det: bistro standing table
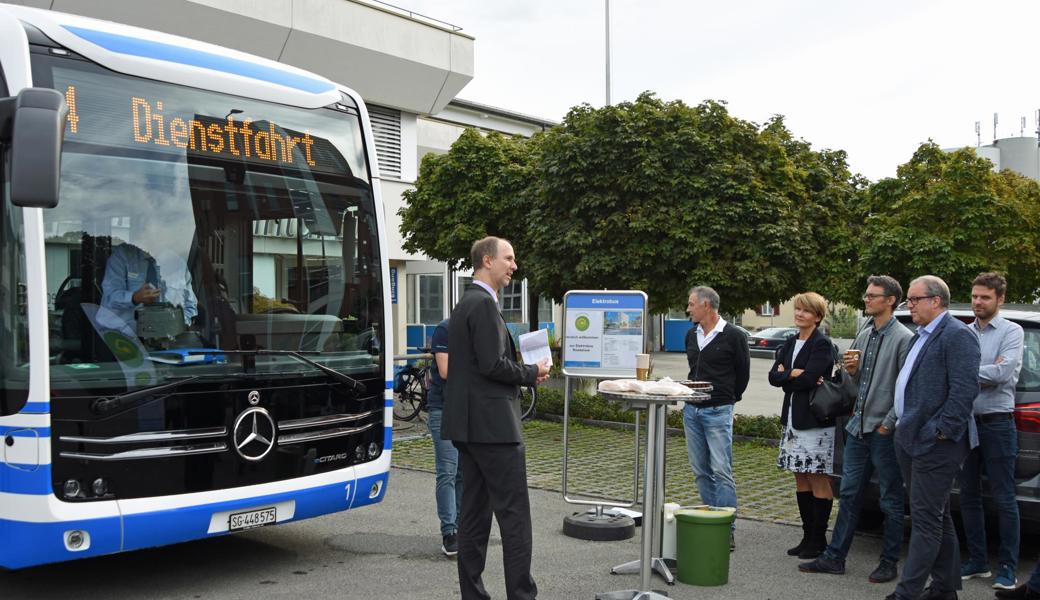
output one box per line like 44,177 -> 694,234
595,385 -> 710,600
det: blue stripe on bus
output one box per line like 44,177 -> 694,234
0,464 -> 53,495
62,26 -> 336,94
121,478 -> 358,552
350,472 -> 388,510
383,426 -> 392,449
385,380 -> 393,389
0,514 -> 123,569
20,402 -> 50,414
384,399 -> 394,408
0,468 -> 390,569
0,426 -> 50,437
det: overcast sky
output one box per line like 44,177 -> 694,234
403,0 -> 1040,181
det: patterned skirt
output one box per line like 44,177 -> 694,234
776,410 -> 835,474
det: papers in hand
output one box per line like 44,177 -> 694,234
518,329 -> 553,366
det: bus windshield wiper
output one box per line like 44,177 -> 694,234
92,376 -> 203,415
205,350 -> 367,395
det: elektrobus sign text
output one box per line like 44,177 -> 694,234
561,290 -> 647,379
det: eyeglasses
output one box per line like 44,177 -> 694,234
906,295 -> 938,306
862,293 -> 889,301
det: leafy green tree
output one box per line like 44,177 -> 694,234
398,128 -> 538,270
525,93 -> 861,313
399,93 -> 864,317
399,128 -> 550,331
858,142 -> 1040,302
760,120 -> 868,306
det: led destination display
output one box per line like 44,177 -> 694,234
129,97 -> 318,166
54,67 -> 351,177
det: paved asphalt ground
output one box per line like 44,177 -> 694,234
0,466 -> 1026,599
1,344 -> 1025,599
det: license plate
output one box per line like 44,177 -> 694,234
228,507 -> 277,532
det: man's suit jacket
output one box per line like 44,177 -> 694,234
894,312 -> 981,458
441,283 -> 538,444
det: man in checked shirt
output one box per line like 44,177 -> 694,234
959,272 -> 1025,592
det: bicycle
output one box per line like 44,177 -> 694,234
393,353 -> 431,422
519,385 -> 537,421
393,350 -> 538,423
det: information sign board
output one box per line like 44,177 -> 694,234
561,290 -> 647,378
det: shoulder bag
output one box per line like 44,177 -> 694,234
809,348 -> 855,421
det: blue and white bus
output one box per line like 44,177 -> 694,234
0,4 -> 393,569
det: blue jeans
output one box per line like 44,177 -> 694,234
824,430 -> 904,563
1027,560 -> 1040,592
958,416 -> 1019,569
682,403 -> 736,522
427,408 -> 463,536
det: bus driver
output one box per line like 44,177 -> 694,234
101,242 -> 198,334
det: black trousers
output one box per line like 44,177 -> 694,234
893,438 -> 969,599
454,441 -> 536,600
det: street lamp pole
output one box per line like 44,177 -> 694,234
605,0 -> 611,105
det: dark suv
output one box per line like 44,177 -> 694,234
838,304 -> 1040,528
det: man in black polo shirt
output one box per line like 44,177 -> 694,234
683,286 -> 750,550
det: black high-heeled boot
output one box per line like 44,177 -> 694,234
798,497 -> 833,559
787,491 -> 813,556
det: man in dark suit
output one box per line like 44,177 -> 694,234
442,236 -> 550,600
886,275 -> 980,600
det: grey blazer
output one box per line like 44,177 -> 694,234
841,318 -> 914,434
441,283 -> 538,444
894,312 -> 981,458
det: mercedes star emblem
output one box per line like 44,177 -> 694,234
232,407 -> 276,461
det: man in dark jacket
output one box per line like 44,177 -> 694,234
886,275 -> 980,600
683,286 -> 750,549
442,236 -> 550,600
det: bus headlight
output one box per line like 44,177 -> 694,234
91,478 -> 108,497
367,442 -> 379,459
354,445 -> 365,461
63,479 -> 81,498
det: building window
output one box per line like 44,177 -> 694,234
456,276 -> 473,306
537,295 -> 553,323
758,302 -> 774,317
500,280 -> 523,323
417,274 -> 444,325
408,273 -> 443,324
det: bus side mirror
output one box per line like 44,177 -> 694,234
0,88 -> 67,208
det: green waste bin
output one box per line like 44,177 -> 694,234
675,506 -> 736,586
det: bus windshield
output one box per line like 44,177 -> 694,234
32,54 -> 383,394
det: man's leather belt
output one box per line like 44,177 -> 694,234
974,412 -> 1014,424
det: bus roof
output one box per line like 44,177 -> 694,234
1,3 -> 345,109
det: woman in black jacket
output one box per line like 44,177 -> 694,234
767,292 -> 836,560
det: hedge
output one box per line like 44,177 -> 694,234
533,386 -> 782,440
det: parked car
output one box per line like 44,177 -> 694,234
837,304 -> 1040,530
747,326 -> 798,359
